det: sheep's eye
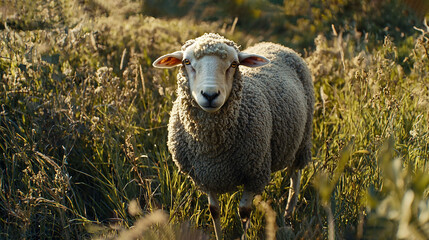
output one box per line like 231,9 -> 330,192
183,59 -> 191,65
230,61 -> 238,68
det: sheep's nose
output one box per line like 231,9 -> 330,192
201,90 -> 220,102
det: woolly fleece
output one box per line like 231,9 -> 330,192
167,34 -> 314,194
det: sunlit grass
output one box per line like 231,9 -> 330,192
0,0 -> 428,239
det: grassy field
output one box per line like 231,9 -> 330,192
1,0 -> 428,239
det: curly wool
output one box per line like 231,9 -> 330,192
167,36 -> 314,194
173,67 -> 243,154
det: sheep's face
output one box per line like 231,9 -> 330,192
153,35 -> 270,113
181,44 -> 240,113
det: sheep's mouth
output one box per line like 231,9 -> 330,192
200,104 -> 222,113
193,91 -> 225,113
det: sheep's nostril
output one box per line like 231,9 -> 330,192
201,90 -> 220,102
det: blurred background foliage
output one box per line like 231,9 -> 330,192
0,0 -> 428,239
142,0 -> 427,49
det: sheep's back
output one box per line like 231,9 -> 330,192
240,43 -> 314,171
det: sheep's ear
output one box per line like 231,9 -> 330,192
153,51 -> 183,68
238,53 -> 270,68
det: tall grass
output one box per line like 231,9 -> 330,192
1,0 -> 428,239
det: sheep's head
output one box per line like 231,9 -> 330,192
153,33 -> 270,113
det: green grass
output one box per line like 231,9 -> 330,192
1,0 -> 428,239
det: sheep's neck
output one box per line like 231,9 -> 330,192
181,96 -> 240,144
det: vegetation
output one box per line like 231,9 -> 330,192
0,0 -> 428,239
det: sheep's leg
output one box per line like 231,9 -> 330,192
284,169 -> 302,221
239,191 -> 255,240
208,192 -> 222,240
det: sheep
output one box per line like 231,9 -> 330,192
153,33 -> 314,239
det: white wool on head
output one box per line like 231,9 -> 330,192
182,33 -> 240,59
